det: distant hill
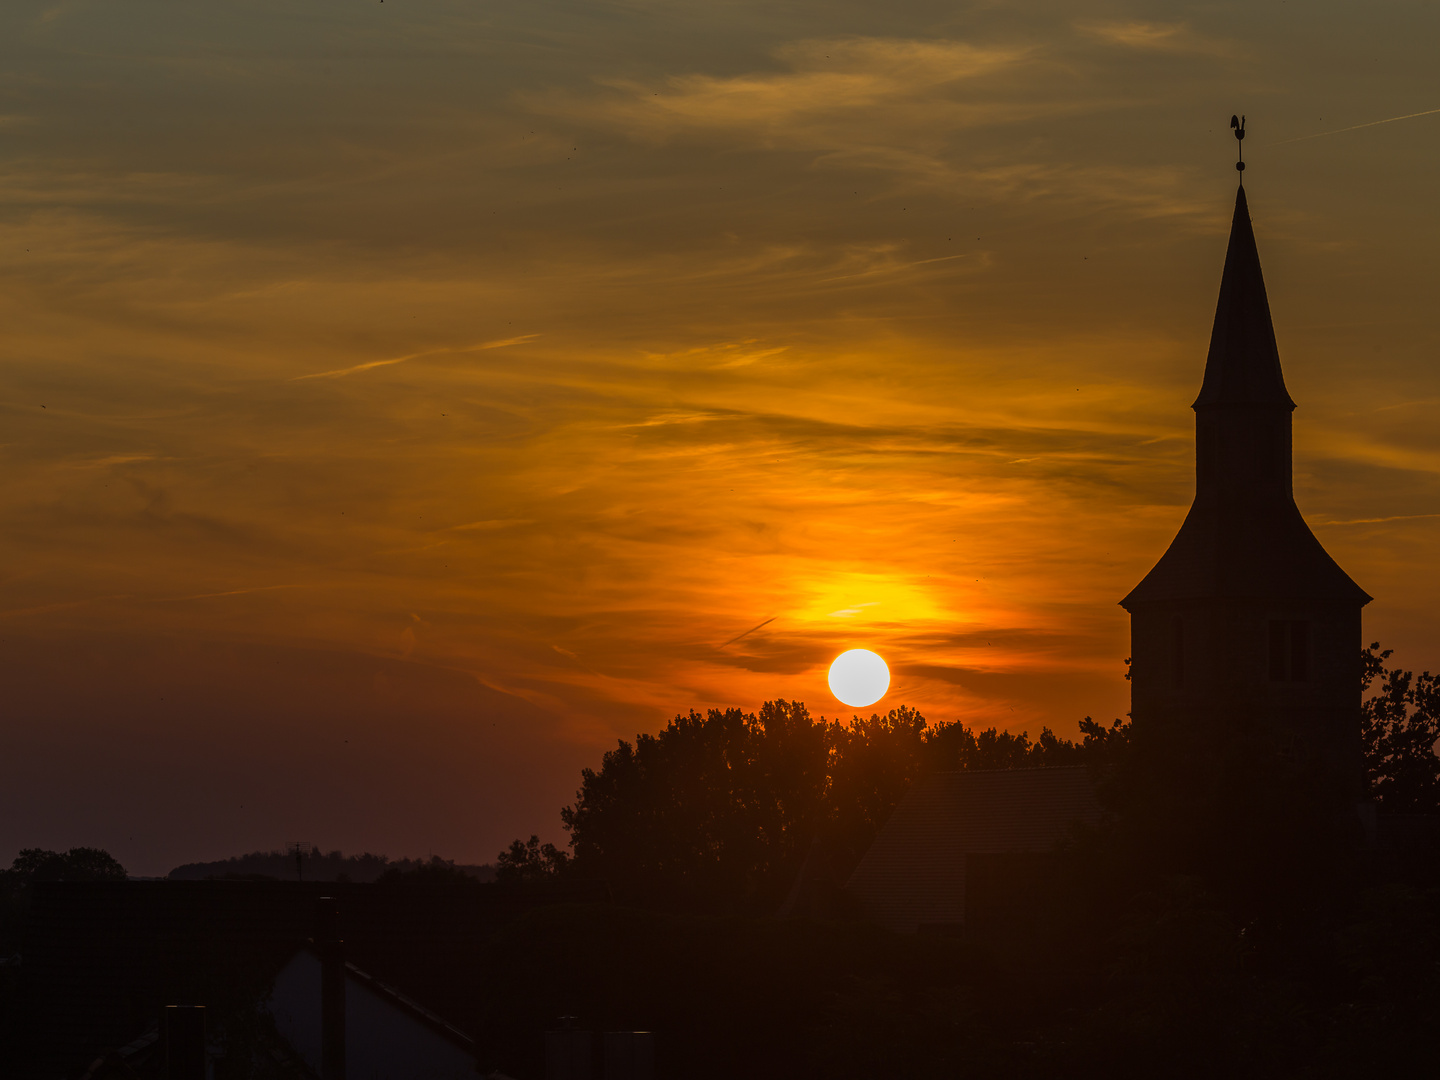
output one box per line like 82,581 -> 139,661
166,849 -> 496,883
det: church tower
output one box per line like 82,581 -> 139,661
1121,180 -> 1370,792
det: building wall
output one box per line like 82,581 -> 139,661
1129,599 -> 1363,790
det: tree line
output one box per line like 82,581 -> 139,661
498,698 -> 1128,909
500,644 -> 1440,911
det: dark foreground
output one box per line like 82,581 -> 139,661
1,868 -> 1437,1079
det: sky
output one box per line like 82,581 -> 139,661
3,0 -> 1438,875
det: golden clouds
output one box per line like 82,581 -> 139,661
2,0 -> 1439,870
572,37 -> 1031,137
292,335 -> 543,381
1076,21 -> 1239,57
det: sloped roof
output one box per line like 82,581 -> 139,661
846,767 -> 1101,934
1121,497 -> 1371,606
1122,183 -> 1370,608
337,951 -> 478,1053
1194,185 -> 1294,409
268,946 -> 478,1078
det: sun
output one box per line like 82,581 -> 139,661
828,649 -> 890,708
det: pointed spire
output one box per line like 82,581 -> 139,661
1193,186 -> 1294,409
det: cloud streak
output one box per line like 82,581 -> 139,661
292,335 -> 540,380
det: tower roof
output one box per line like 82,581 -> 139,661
1122,182 -> 1369,609
1193,185 -> 1294,410
1119,499 -> 1370,606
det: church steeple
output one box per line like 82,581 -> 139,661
1194,186 -> 1295,410
1121,143 -> 1370,802
1121,183 -> 1369,607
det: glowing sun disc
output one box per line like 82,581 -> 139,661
828,649 -> 890,708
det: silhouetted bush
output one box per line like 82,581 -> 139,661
1362,642 -> 1440,812
496,835 -> 572,883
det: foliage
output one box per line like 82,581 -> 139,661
507,700 -> 1124,911
824,705 -> 929,868
496,835 -> 571,883
555,700 -> 827,909
167,848 -> 495,883
3,847 -> 126,885
374,856 -> 485,890
1078,714 -> 1132,761
1361,642 -> 1440,813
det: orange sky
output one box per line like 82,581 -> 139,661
4,1 -> 1439,874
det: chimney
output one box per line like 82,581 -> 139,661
544,1016 -> 593,1080
316,896 -> 346,1080
161,1005 -> 205,1080
604,1032 -> 655,1080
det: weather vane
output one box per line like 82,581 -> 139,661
1231,114 -> 1246,174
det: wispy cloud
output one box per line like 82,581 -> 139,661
150,584 -> 305,603
1318,512 -> 1440,526
63,453 -> 161,468
527,36 -> 1055,159
444,519 -> 537,532
292,335 -> 539,381
1076,21 -> 1238,57
593,37 -> 1026,129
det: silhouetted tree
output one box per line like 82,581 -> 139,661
496,835 -> 571,883
926,719 -> 1092,770
375,855 -> 477,883
544,700 -> 1117,910
1078,714 -> 1132,761
167,848 -> 494,882
1362,642 -> 1440,812
3,847 -> 126,885
0,848 -> 127,955
825,706 -> 928,866
556,701 -> 826,909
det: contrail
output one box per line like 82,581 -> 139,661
723,616 -> 776,647
1278,107 -> 1440,144
1320,512 -> 1440,526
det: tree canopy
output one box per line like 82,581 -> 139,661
2,847 -> 126,886
1362,642 -> 1440,813
502,642 -> 1440,914
509,702 -> 1122,910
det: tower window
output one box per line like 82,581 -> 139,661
1269,620 -> 1310,682
1264,427 -> 1280,480
1172,617 -> 1184,688
1268,621 -> 1286,680
1290,620 -> 1309,681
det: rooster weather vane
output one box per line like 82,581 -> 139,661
1231,114 -> 1246,174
